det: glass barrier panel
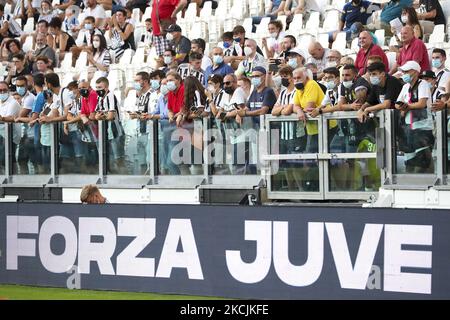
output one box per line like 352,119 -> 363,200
13,121 -> 47,174
0,122 -> 5,175
208,117 -> 261,175
328,117 -> 378,153
446,110 -> 450,173
157,119 -> 205,176
58,121 -> 99,174
393,109 -> 436,174
270,160 -> 320,192
122,117 -> 150,175
328,159 -> 380,192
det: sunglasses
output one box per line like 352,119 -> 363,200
223,81 -> 233,85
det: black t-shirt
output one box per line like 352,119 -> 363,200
367,74 -> 403,108
172,36 -> 191,64
420,0 -> 446,25
340,76 -> 371,103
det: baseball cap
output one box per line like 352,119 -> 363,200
287,47 -> 306,59
419,70 -> 436,79
398,61 -> 421,73
252,66 -> 267,75
166,24 -> 182,33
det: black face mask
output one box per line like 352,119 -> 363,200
80,88 -> 89,97
223,86 -> 234,95
96,89 -> 106,97
281,78 -> 290,87
312,73 -> 318,81
295,82 -> 305,90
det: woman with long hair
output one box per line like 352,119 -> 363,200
401,7 -> 423,40
87,34 -> 111,78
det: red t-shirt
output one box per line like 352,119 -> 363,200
81,89 -> 98,115
151,0 -> 179,36
397,37 -> 430,72
168,83 -> 185,114
355,44 -> 389,75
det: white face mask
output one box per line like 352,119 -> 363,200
207,85 -> 216,93
401,15 -> 408,24
244,46 -> 253,57
164,56 -> 172,65
92,40 -> 100,49
270,32 -> 278,39
166,33 -> 174,41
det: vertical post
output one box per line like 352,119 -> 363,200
147,119 -> 155,183
435,111 -> 444,185
5,123 -> 11,181
50,122 -> 57,183
98,120 -> 106,182
384,110 -> 394,185
202,117 -> 209,183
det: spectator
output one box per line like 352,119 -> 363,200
150,0 -> 177,58
334,0 -> 374,42
227,25 -> 264,69
418,70 -> 442,104
83,0 -> 106,29
357,62 -> 403,122
340,55 -> 355,66
28,32 -> 57,71
167,71 -> 185,125
49,16 -> 76,63
220,32 -> 234,57
80,184 -> 107,204
431,48 -> 450,94
397,7 -> 423,40
307,42 -> 331,77
390,26 -> 430,76
313,67 -> 341,116
271,65 -> 296,117
355,31 -> 389,75
5,53 -> 29,91
205,74 -> 227,118
377,0 -> 412,36
395,60 -> 434,173
252,0 -> 286,32
151,77 -> 170,121
34,56 -> 52,74
191,38 -> 212,71
138,18 -> 153,46
161,49 -> 178,73
204,47 -> 235,80
325,50 -> 342,69
277,35 -> 296,61
1,38 -> 24,62
72,16 -> 103,61
285,47 -> 306,70
262,20 -> 285,59
38,0 -> 57,24
0,3 -> 23,43
177,52 -> 206,85
165,24 -> 191,64
108,9 -> 135,63
416,0 -> 446,34
336,64 -> 371,113
20,20 -> 55,50
87,34 -> 111,78
235,39 -> 268,77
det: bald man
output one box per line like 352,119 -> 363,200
235,39 -> 268,77
354,31 -> 389,75
390,26 -> 430,75
307,42 -> 331,78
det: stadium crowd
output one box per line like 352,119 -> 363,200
0,0 -> 449,190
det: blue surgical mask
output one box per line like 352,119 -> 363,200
432,59 -> 442,69
287,58 -> 298,69
167,81 -> 177,91
402,73 -> 412,83
325,81 -> 336,90
160,84 -> 169,96
151,79 -> 160,91
16,86 -> 26,96
0,93 -> 9,101
163,56 -> 172,65
370,76 -> 381,86
343,80 -> 353,89
134,82 -> 142,91
68,91 -> 75,100
233,37 -> 241,43
251,77 -> 262,87
213,55 -> 223,65
85,23 -> 92,30
223,42 -> 231,49
426,81 -> 434,90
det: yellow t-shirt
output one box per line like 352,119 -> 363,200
293,80 -> 337,135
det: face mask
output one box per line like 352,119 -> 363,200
325,81 -> 336,90
16,86 -> 26,96
426,81 -> 434,90
164,56 -> 172,65
223,42 -> 231,49
213,55 -> 223,65
244,47 -> 253,57
312,73 -> 318,81
80,88 -> 89,97
287,58 -> 298,69
401,15 -> 408,24
160,84 -> 169,96
166,33 -> 174,41
402,73 -> 412,83
207,85 -> 216,93
224,86 -> 234,95
281,78 -> 290,88
233,37 -> 241,43
96,89 -> 106,97
151,79 -> 160,91
343,80 -> 353,89
167,81 -> 177,91
432,59 -> 442,69
0,93 -> 9,102
370,76 -> 381,86
42,8 -> 50,14
68,91 -> 75,100
134,82 -> 142,91
326,61 -> 338,68
251,77 -> 262,87
92,40 -> 100,49
294,82 -> 304,90
85,23 -> 93,30
270,32 -> 278,39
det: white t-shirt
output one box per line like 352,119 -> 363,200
267,32 -> 286,56
21,91 -> 36,138
229,87 -> 248,107
397,80 -> 433,131
83,5 -> 106,21
0,95 -> 21,144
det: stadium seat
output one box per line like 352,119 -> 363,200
428,24 -> 446,46
256,17 -> 271,37
22,36 -> 34,53
60,52 -> 73,70
142,6 -> 152,22
24,18 -> 35,34
52,0 -> 60,6
289,14 -> 303,34
331,32 -> 347,52
303,11 -> 320,36
200,0 -> 212,20
119,49 -> 134,67
185,2 -> 198,20
242,17 -> 253,35
321,9 -> 340,33
386,51 -> 397,70
318,33 -> 330,49
374,29 -> 385,47
131,47 -> 146,64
